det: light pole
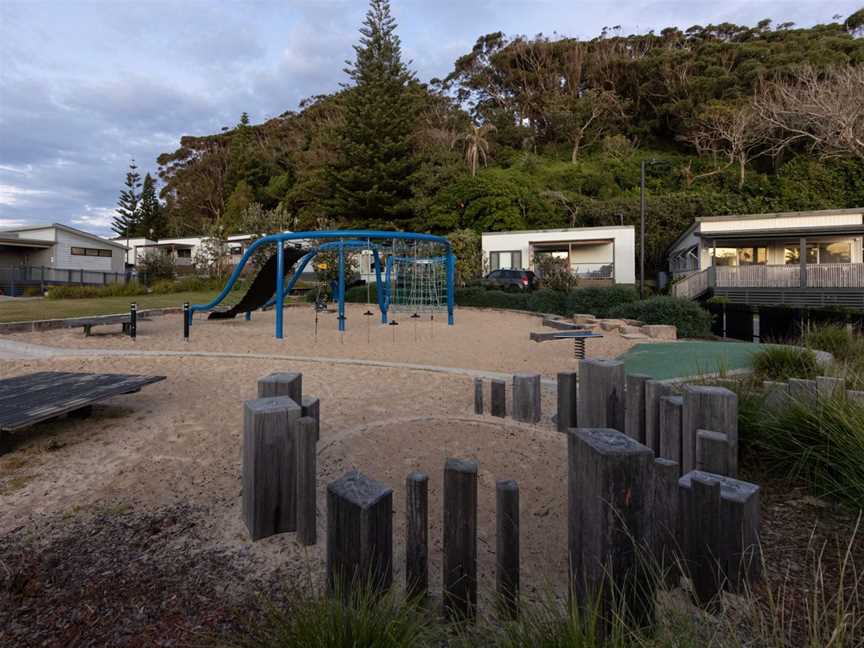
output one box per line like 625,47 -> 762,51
639,159 -> 669,299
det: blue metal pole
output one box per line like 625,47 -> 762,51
275,239 -> 285,339
372,249 -> 387,324
245,311 -> 251,321
337,240 -> 346,332
447,252 -> 456,326
384,255 -> 394,315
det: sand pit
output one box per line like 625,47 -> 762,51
6,304 -> 641,377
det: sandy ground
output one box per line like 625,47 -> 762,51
5,304 -> 638,377
0,352 -> 567,600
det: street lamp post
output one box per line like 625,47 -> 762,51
639,159 -> 669,300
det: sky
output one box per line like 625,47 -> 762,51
0,0 -> 860,236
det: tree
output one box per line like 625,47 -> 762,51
446,228 -> 483,285
326,0 -> 419,227
754,65 -> 864,161
453,123 -> 496,176
112,160 -> 142,241
193,223 -> 229,277
223,180 -> 256,233
238,202 -> 293,270
138,173 -> 166,239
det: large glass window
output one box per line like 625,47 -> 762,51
489,250 -> 522,270
711,246 -> 766,266
712,247 -> 737,266
819,241 -> 852,264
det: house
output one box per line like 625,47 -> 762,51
667,208 -> 864,309
0,223 -> 128,296
481,226 -> 636,285
123,233 -> 274,274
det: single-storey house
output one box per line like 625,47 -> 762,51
667,208 -> 864,309
0,223 -> 128,296
481,226 -> 636,285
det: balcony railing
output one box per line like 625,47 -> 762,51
672,263 -> 864,299
571,263 -> 614,279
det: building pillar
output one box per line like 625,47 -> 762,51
799,237 -> 807,288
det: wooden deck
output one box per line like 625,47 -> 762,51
0,372 -> 166,433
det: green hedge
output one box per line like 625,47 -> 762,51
46,275 -> 240,300
608,296 -> 714,338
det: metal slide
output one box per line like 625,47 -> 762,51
207,246 -> 308,319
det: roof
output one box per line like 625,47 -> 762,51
482,226 -> 634,237
0,223 -> 128,250
667,207 -> 864,255
0,234 -> 54,249
695,224 -> 864,241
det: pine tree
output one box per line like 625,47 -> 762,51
138,173 -> 166,239
112,160 -> 142,240
326,0 -> 418,227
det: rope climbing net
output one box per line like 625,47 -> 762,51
388,240 -> 448,314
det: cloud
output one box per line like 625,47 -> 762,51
0,218 -> 29,229
71,205 -> 117,230
0,184 -> 53,206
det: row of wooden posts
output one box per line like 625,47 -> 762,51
241,361 -> 762,626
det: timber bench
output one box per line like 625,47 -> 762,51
0,371 -> 165,453
59,314 -> 144,337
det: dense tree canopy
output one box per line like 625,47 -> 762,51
155,7 -> 864,274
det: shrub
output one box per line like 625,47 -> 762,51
526,288 -> 569,315
137,252 -> 175,285
567,285 -> 639,318
46,282 -> 146,300
22,286 -> 43,297
608,296 -> 713,337
533,254 -> 577,292
456,287 -> 530,310
752,345 -> 820,382
804,324 -> 864,362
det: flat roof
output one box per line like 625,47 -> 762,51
696,224 -> 864,241
482,226 -> 634,236
1,223 -> 128,250
0,234 -> 54,248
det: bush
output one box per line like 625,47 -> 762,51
804,324 -> 863,361
567,285 -> 639,318
22,286 -> 43,297
533,255 -> 577,292
608,296 -> 713,337
46,282 -> 146,300
137,252 -> 175,285
752,345 -> 820,382
456,287 -> 530,310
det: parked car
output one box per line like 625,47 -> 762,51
482,269 -> 539,292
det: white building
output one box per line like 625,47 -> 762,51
481,226 -> 636,285
0,223 -> 128,295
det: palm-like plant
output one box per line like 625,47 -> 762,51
453,123 -> 496,176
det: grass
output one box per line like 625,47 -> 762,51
752,345 -> 820,383
0,290 -> 222,323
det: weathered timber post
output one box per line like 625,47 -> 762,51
762,380 -> 789,410
848,390 -> 864,405
443,458 -> 478,622
679,470 -> 761,595
405,472 -> 429,599
490,379 -> 506,418
788,378 -> 817,401
681,385 -> 737,477
625,373 -> 650,443
297,416 -> 318,546
258,372 -> 302,403
817,376 -> 845,399
557,371 -> 578,432
645,380 -> 673,455
301,396 -> 320,442
577,359 -> 625,432
242,396 -> 301,540
326,470 -> 393,597
474,378 -> 484,415
696,429 -> 730,476
512,373 -> 541,424
568,428 -> 655,631
658,395 -> 683,468
653,458 -> 680,588
686,475 -> 723,606
496,479 -> 520,619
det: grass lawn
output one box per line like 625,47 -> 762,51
0,291 -> 223,323
619,340 -> 765,380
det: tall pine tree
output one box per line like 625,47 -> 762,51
112,160 -> 142,239
138,173 -> 166,239
326,0 -> 418,228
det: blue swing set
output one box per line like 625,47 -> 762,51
185,230 -> 456,340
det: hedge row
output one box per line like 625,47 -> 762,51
46,275 -> 241,300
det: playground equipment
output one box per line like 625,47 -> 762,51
187,230 -> 456,339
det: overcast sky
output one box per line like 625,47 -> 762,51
0,0 -> 859,235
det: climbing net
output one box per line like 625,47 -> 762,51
388,241 -> 448,314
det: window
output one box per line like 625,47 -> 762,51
489,250 -> 522,270
712,247 -> 738,267
176,249 -> 192,259
229,245 -> 243,256
489,252 -> 500,270
71,246 -> 113,258
784,241 -> 851,264
712,246 -> 767,266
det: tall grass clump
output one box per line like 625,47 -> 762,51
752,345 -> 820,382
804,324 -> 864,391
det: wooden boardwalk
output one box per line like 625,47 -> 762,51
0,372 -> 165,433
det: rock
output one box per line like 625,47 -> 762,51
599,319 -> 628,332
573,314 -> 596,324
621,325 -> 643,335
642,325 -> 677,340
624,319 -> 644,327
621,333 -> 650,340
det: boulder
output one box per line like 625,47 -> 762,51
573,314 -> 596,324
641,324 -> 677,340
599,319 -> 628,332
620,325 -> 643,335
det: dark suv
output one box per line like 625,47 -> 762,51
483,269 -> 539,292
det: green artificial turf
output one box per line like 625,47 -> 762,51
618,340 -> 764,380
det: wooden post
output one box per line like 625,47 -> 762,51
258,372 -> 302,403
679,470 -> 761,595
816,376 -> 844,400
625,373 -> 650,443
326,470 -> 393,596
568,428 -> 655,630
557,371 -> 578,432
653,458 -> 680,588
443,458 -> 478,622
301,396 -> 320,442
848,390 -> 864,405
512,373 -> 541,424
788,378 -> 817,401
696,429 -> 730,476
490,379 -> 506,418
405,472 -> 429,599
682,385 -> 738,477
762,380 -> 789,409
686,475 -> 723,606
242,396 -> 301,540
645,380 -> 672,455
473,378 -> 484,415
658,395 -> 683,469
496,479 -> 520,619
297,416 -> 317,546
577,358 -> 625,432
